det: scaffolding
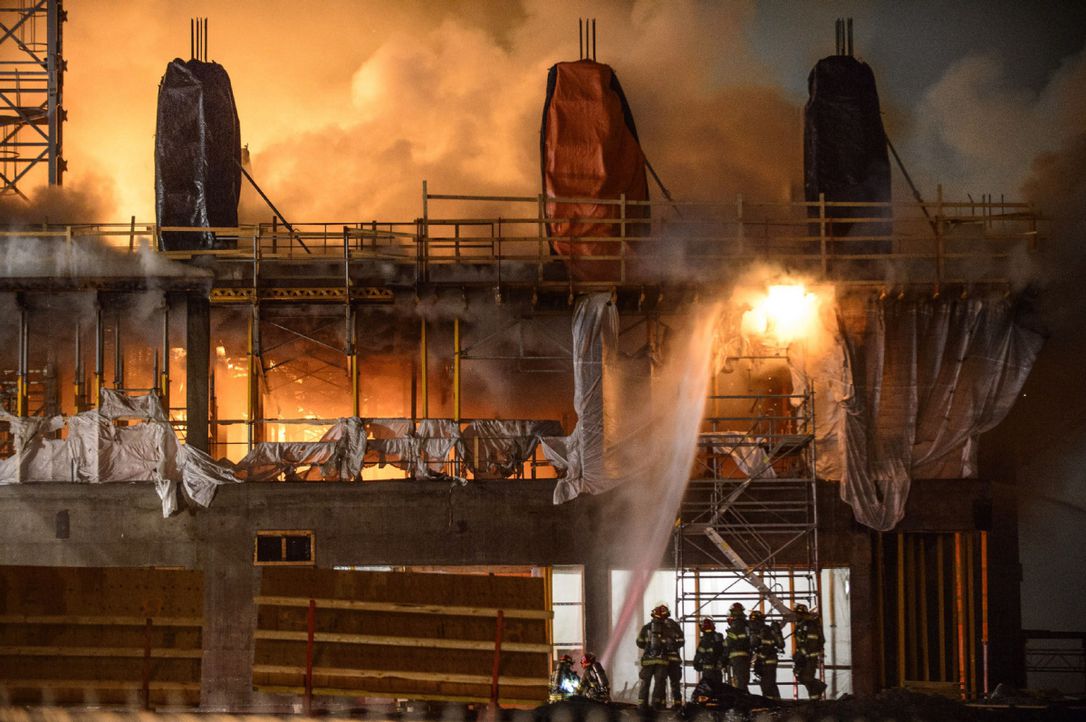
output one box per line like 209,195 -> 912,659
672,355 -> 821,696
0,0 -> 65,198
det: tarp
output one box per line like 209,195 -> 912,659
155,58 -> 242,251
541,60 -> 650,279
804,55 -> 892,244
458,420 -> 564,479
794,297 -> 1043,530
0,390 -> 239,517
549,293 -> 619,503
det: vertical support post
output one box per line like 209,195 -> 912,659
537,193 -> 546,283
350,310 -> 360,419
46,0 -> 64,187
818,192 -> 828,277
453,316 -> 461,422
981,531 -> 989,697
114,314 -> 123,389
73,321 -> 83,412
490,609 -> 505,709
17,300 -> 28,417
967,533 -> 976,698
421,179 -> 429,284
937,535 -> 946,682
907,535 -> 917,682
185,293 -> 211,453
896,533 -> 906,686
876,532 -> 886,690
619,192 -> 626,283
247,304 -> 262,451
160,295 -> 170,409
954,532 -> 967,699
142,616 -> 153,710
920,537 -> 930,681
93,300 -> 103,408
419,319 -> 428,419
305,598 -> 315,715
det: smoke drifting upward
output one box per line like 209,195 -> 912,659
0,176 -> 115,227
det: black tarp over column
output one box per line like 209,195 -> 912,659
155,59 -> 241,250
804,54 -> 892,250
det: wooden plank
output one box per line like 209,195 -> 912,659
0,567 -> 203,619
256,595 -> 551,619
0,646 -> 202,659
0,680 -> 200,692
0,614 -> 202,627
254,629 -> 550,654
255,684 -> 543,707
253,663 -> 547,687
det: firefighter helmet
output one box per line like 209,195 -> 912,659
581,652 -> 596,667
651,604 -> 670,619
699,617 -> 716,632
729,602 -> 745,615
794,603 -> 809,615
560,654 -> 573,664
749,609 -> 765,622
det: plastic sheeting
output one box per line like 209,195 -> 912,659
804,55 -> 892,244
549,293 -> 619,503
0,389 -> 239,517
794,297 -> 1043,530
459,420 -> 563,479
541,60 -> 649,279
155,58 -> 242,251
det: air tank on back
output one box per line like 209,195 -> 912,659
155,21 -> 241,251
540,21 -> 650,280
804,19 -> 892,253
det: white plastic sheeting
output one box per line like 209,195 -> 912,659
549,293 -> 619,503
796,297 -> 1043,530
0,389 -> 239,517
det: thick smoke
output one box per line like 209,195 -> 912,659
0,177 -> 114,227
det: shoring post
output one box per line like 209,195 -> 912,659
17,301 -> 28,417
537,193 -> 546,282
73,322 -> 83,412
114,314 -> 123,390
453,316 -> 461,422
967,532 -> 977,698
247,304 -> 263,451
920,537 -> 931,681
954,533 -> 967,699
305,598 -> 316,715
160,295 -> 170,408
937,535 -> 947,682
907,535 -> 918,681
896,533 -> 906,686
981,531 -> 990,696
876,532 -> 886,689
93,300 -> 103,407
420,318 -> 428,419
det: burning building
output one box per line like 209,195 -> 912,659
0,6 -> 1071,717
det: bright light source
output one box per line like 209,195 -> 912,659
741,284 -> 821,345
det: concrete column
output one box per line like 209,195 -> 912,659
849,530 -> 878,696
186,293 -> 211,453
583,559 -> 611,659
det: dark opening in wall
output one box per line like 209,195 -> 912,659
254,530 -> 314,565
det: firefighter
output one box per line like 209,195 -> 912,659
635,603 -> 684,709
792,603 -> 828,699
725,602 -> 752,692
748,609 -> 784,699
548,654 -> 580,703
576,652 -> 610,703
692,617 -> 726,687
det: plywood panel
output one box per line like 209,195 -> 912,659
0,566 -> 203,707
254,568 -> 550,706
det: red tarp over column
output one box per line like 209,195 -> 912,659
541,60 -> 649,280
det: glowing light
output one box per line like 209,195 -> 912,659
741,284 -> 821,344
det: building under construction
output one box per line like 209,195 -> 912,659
0,7 -> 1067,716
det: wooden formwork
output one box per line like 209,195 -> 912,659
0,566 -> 203,707
253,567 -> 551,706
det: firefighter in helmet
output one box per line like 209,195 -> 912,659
792,604 -> 827,699
692,617 -> 726,687
725,602 -> 752,691
576,652 -> 610,703
548,654 -> 580,703
635,603 -> 685,709
748,609 -> 784,699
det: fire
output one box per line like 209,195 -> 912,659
741,283 -> 822,345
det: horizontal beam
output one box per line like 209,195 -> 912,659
254,628 -> 550,654
256,595 -> 551,620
